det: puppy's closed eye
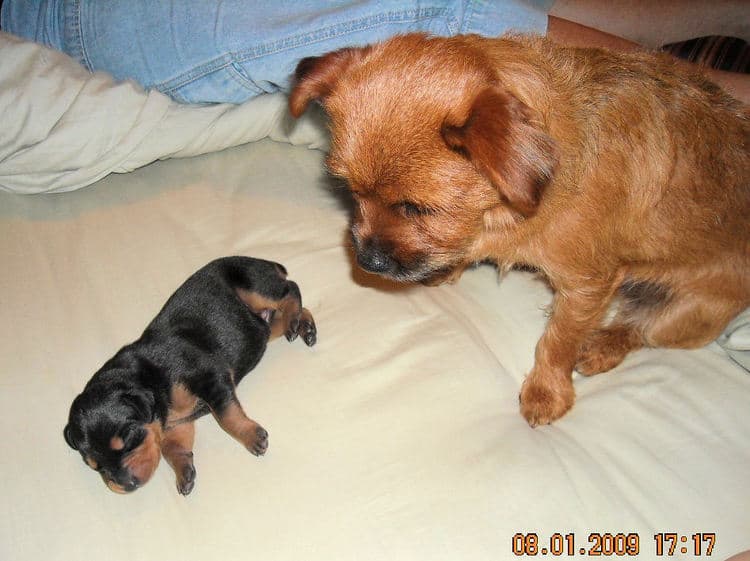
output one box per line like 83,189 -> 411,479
116,422 -> 144,450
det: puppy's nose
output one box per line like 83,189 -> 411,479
356,239 -> 396,274
121,476 -> 140,493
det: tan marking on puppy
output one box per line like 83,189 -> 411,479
105,479 -> 127,495
162,423 -> 195,467
161,422 -> 196,495
214,401 -> 267,455
235,288 -> 306,340
109,436 -> 125,451
166,384 -> 200,428
122,422 -> 163,487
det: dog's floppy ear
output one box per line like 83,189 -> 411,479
63,424 -> 78,450
289,46 -> 369,117
121,391 -> 155,423
442,87 -> 558,217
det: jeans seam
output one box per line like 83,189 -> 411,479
157,54 -> 237,96
63,0 -> 93,71
234,7 -> 450,62
460,0 -> 477,35
155,7 -> 451,95
227,63 -> 262,92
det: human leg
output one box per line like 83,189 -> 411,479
549,0 -> 749,48
2,0 -> 552,104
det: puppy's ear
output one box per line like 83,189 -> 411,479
442,87 -> 558,217
63,424 -> 78,450
121,392 -> 155,423
289,46 -> 369,117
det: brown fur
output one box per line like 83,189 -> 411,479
290,33 -> 750,425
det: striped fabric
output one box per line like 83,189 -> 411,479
663,36 -> 749,73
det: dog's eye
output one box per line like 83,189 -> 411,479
394,201 -> 433,218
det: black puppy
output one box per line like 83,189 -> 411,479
64,256 -> 316,495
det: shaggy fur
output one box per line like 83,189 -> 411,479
290,33 -> 750,425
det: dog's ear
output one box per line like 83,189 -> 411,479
442,87 -> 558,217
289,46 -> 369,117
63,424 -> 78,450
121,392 -> 155,423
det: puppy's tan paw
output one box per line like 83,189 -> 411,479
175,458 -> 196,496
247,426 -> 269,457
519,374 -> 575,427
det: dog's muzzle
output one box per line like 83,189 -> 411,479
104,472 -> 141,494
355,237 -> 399,276
353,235 -> 441,283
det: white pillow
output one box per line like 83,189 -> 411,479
0,31 -> 329,194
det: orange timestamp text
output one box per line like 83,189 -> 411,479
512,532 -> 717,557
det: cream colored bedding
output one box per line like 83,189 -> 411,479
1,30 -> 748,561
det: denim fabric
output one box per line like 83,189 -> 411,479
2,0 -> 552,104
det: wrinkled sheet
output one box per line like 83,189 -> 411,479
0,31 -> 328,194
1,137 -> 749,561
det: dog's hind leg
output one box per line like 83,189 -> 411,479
235,280 -> 317,347
574,277 -> 661,375
640,287 -> 743,350
212,399 -> 269,457
576,324 -> 644,376
577,274 -> 747,375
185,370 -> 269,457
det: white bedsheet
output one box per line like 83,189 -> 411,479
1,137 -> 749,561
0,29 -> 748,561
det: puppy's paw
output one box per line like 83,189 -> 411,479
299,308 -> 317,347
176,461 -> 196,496
285,307 -> 317,346
284,314 -> 300,342
519,372 -> 575,427
576,327 -> 638,376
248,426 -> 269,457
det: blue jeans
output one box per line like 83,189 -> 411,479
2,0 -> 552,104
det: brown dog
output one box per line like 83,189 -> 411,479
289,33 -> 750,426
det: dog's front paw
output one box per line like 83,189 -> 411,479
176,460 -> 196,496
248,426 -> 269,457
519,372 -> 575,427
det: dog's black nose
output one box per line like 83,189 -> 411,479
356,239 -> 396,274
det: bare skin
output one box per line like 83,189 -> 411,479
547,5 -> 750,104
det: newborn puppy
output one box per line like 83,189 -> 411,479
289,33 -> 750,426
64,256 -> 316,494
